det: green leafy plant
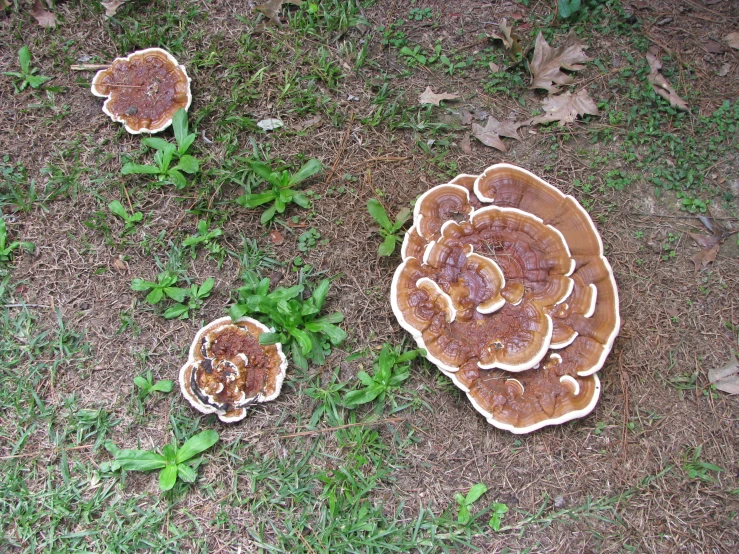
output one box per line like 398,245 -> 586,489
558,0 -> 582,19
399,45 -> 428,66
182,220 -> 224,260
683,446 -> 723,483
103,429 -> 219,491
236,158 -> 322,224
108,200 -> 142,235
455,483 -> 488,525
121,109 -> 200,189
133,370 -> 174,400
343,344 -> 424,409
163,278 -> 215,320
488,502 -> 509,532
0,217 -> 34,262
367,198 -> 411,256
439,54 -> 467,76
131,272 -> 187,305
297,228 -> 322,252
229,278 -> 346,370
3,46 -> 52,93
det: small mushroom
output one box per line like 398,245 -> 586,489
391,163 -> 620,433
91,48 -> 192,134
179,316 -> 287,423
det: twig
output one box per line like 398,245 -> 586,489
1,303 -> 51,308
279,417 -> 403,438
323,114 -> 354,186
357,156 -> 409,166
630,212 -> 739,221
618,351 -> 629,459
70,64 -> 110,71
0,444 -> 94,460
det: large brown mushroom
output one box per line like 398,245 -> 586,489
179,316 -> 288,423
91,48 -> 192,134
391,163 -> 620,433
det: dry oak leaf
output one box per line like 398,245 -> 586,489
419,86 -> 459,106
32,0 -> 57,28
725,32 -> 739,50
471,117 -> 507,151
531,89 -> 599,126
255,0 -> 302,26
101,0 -> 128,18
646,46 -> 688,111
497,18 -> 522,59
688,215 -> 737,271
529,32 -> 590,92
708,353 -> 739,395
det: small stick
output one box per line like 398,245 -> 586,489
279,417 -> 403,438
1,303 -> 51,309
0,444 -> 94,460
70,64 -> 110,71
324,114 -> 354,186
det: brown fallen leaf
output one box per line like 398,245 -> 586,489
708,353 -> 739,395
687,214 -> 737,271
646,46 -> 688,111
530,89 -> 599,126
112,258 -> 128,273
459,133 -> 472,155
704,40 -> 725,54
269,230 -> 285,245
101,0 -> 128,18
529,32 -> 590,92
295,115 -> 322,131
255,0 -> 302,26
689,242 -> 719,271
419,86 -> 459,106
32,0 -> 57,28
472,117 -> 507,151
499,18 -> 522,59
725,32 -> 739,50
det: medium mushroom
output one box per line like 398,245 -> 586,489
179,316 -> 288,423
391,163 -> 620,433
91,48 -> 192,134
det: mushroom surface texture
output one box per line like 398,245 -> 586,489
391,163 -> 620,433
179,316 -> 288,423
91,48 -> 192,134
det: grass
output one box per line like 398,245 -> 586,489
1,0 -> 738,551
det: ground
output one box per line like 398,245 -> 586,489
1,0 -> 738,552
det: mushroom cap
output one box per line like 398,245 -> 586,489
91,48 -> 192,134
179,316 -> 288,423
443,359 -> 601,434
391,163 -> 620,432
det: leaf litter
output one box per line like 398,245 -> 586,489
471,116 -> 524,152
688,214 -> 737,272
419,87 -> 459,106
529,32 -> 590,92
32,0 -> 56,28
100,0 -> 129,18
646,46 -> 688,111
708,353 -> 739,395
531,89 -> 600,126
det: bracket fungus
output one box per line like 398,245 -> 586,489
179,316 -> 288,423
391,164 -> 619,433
91,48 -> 191,134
